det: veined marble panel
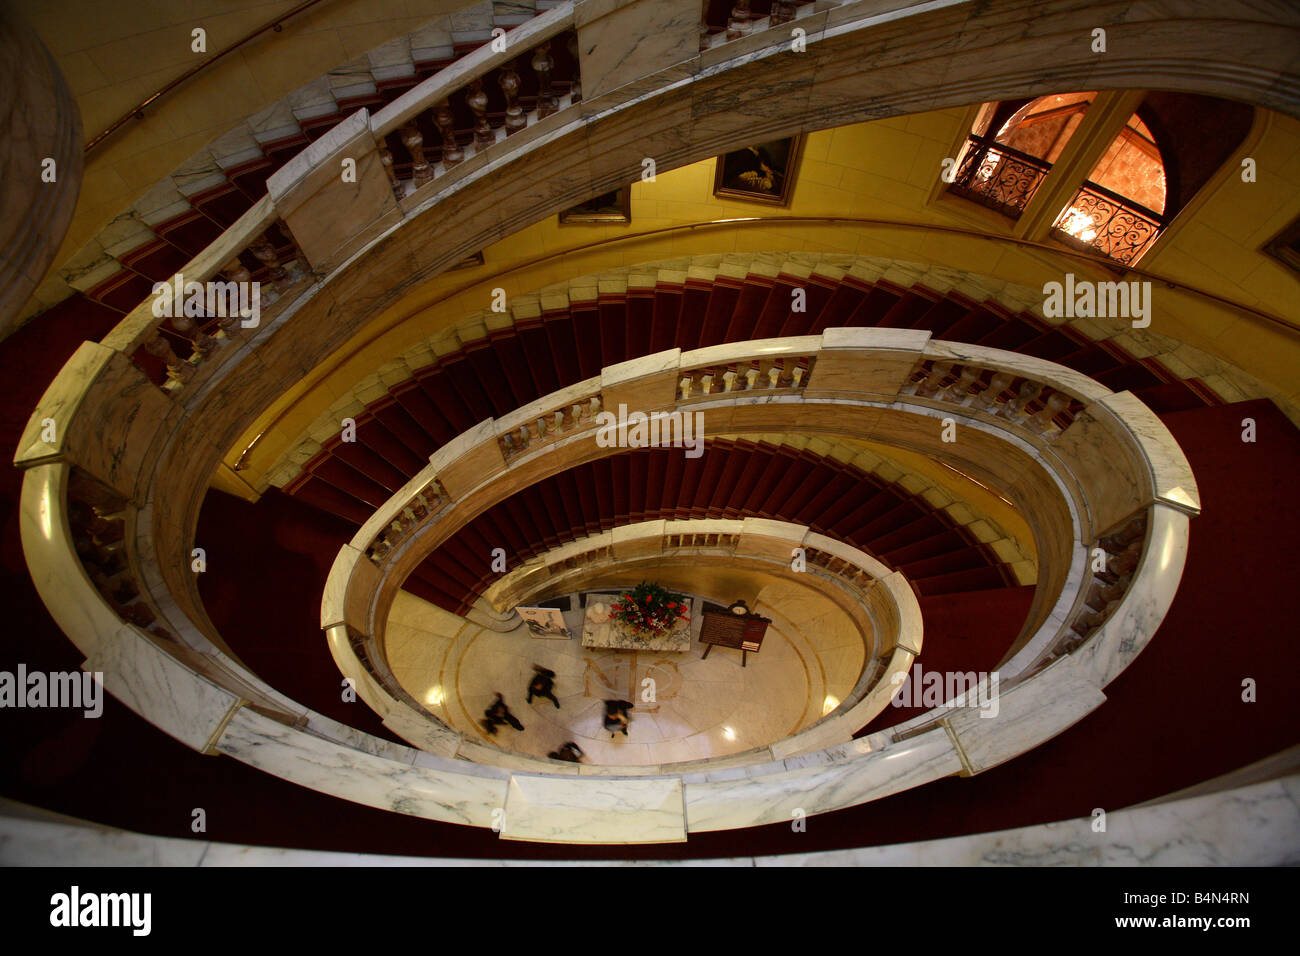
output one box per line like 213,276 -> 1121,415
215,708 -> 509,827
85,625 -> 243,753
944,658 -> 1106,775
1071,504 -> 1191,688
682,728 -> 963,831
500,774 -> 686,843
1097,392 -> 1201,514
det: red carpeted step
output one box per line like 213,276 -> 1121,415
699,276 -> 743,346
326,436 -> 409,493
834,486 -> 902,536
722,277 -> 773,343
1057,343 -> 1123,377
543,308 -> 583,385
442,352 -> 497,422
878,290 -> 937,328
1133,380 -> 1209,414
486,333 -> 538,410
882,527 -> 971,564
915,297 -> 979,337
464,341 -> 515,415
391,380 -> 459,447
286,476 -> 370,525
308,457 -> 393,509
751,275 -> 803,339
626,289 -> 655,358
871,513 -> 951,554
811,277 -> 868,332
911,565 -> 1005,595
650,283 -> 683,354
599,295 -> 628,368
515,320 -> 562,396
690,449 -> 728,517
845,282 -> 904,326
371,396 -> 439,461
974,315 -> 1041,351
355,416 -> 426,476
415,367 -> 478,435
1018,327 -> 1086,361
778,277 -> 833,337
676,279 -> 712,350
570,299 -> 602,378
796,468 -> 863,527
939,306 -> 1003,343
852,498 -> 927,540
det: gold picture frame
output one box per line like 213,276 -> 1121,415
713,135 -> 804,206
559,186 -> 631,223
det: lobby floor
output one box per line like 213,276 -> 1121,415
385,582 -> 867,766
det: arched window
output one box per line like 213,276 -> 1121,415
949,92 -> 1096,218
1053,112 -> 1167,265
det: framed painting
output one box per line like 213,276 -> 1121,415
559,186 -> 631,223
515,605 -> 572,639
713,135 -> 803,206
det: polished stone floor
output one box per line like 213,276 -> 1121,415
386,580 -> 867,766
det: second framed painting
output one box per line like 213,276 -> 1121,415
713,135 -> 804,206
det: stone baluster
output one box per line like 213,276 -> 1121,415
1085,580 -> 1126,610
532,42 -> 557,118
378,143 -> 403,198
467,78 -> 494,151
400,124 -> 434,186
170,312 -> 218,357
567,34 -> 582,102
940,365 -> 980,403
498,63 -> 527,136
678,376 -> 692,400
1101,517 -> 1145,552
727,0 -> 753,39
721,369 -> 738,392
975,371 -> 1014,410
770,1 -> 796,26
143,334 -> 194,385
216,258 -> 252,338
249,232 -> 290,291
571,402 -> 586,425
1003,379 -> 1043,421
756,358 -> 777,388
913,362 -> 951,397
1029,391 -> 1071,431
434,101 -> 463,167
588,395 -> 602,417
500,432 -> 516,457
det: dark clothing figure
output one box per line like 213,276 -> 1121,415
481,692 -> 524,735
527,666 -> 560,708
548,741 -> 585,763
603,699 -> 632,737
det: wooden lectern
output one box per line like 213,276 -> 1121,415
699,601 -> 770,667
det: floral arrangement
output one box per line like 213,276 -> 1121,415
610,582 -> 689,635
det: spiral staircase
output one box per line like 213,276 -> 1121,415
3,0 -> 1300,859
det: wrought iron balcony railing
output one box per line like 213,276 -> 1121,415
948,135 -> 1052,219
1052,180 -> 1168,266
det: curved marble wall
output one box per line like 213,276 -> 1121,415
0,4 -> 83,337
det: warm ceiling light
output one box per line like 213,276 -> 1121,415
722,726 -> 736,741
425,687 -> 444,706
1060,206 -> 1097,242
823,695 -> 839,715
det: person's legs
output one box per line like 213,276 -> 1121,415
545,688 -> 560,708
504,709 -> 524,731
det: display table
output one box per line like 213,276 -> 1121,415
579,593 -> 692,652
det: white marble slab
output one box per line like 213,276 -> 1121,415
215,708 -> 509,827
1098,391 -> 1201,514
85,625 -> 243,753
944,658 -> 1105,774
499,774 -> 686,843
1071,504 -> 1191,688
682,728 -> 963,831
